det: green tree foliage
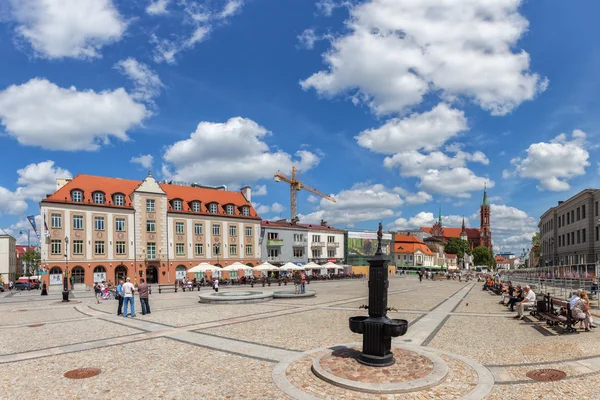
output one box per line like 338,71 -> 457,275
444,238 -> 472,258
21,249 -> 41,276
531,232 -> 540,246
473,246 -> 494,268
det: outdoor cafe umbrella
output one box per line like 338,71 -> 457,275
280,262 -> 304,271
223,262 -> 252,271
254,262 -> 279,271
188,262 -> 220,273
322,262 -> 342,270
303,262 -> 322,270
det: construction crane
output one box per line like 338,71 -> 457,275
274,166 -> 335,222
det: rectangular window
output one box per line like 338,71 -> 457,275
116,241 -> 126,255
571,210 -> 574,223
226,205 -> 234,215
562,215 -> 565,226
114,195 -> 124,206
293,234 -> 304,242
209,203 -> 218,213
94,241 -> 105,255
194,223 -> 203,235
567,213 -> 570,224
245,226 -> 252,237
312,235 -> 321,242
577,207 -> 580,221
582,229 -> 586,243
146,199 -> 155,212
328,250 -> 336,258
311,249 -> 321,258
293,248 -> 303,258
173,200 -> 182,211
229,244 -> 237,255
147,243 -> 156,259
194,243 -> 204,255
115,218 -> 126,231
558,217 -> 561,228
242,207 -> 250,216
571,231 -> 575,245
72,191 -> 82,202
582,205 -> 586,219
213,244 -> 221,256
94,216 -> 105,230
327,236 -> 335,243
51,240 -> 62,255
268,248 -> 278,257
567,234 -> 570,246
93,192 -> 104,204
176,222 -> 184,234
268,232 -> 278,240
596,227 -> 599,242
73,215 -> 83,230
212,224 -> 220,236
51,213 -> 61,228
245,244 -> 253,256
176,243 -> 185,255
229,225 -> 237,236
73,240 -> 83,255
558,236 -> 561,247
596,202 -> 599,217
192,202 -> 201,212
146,220 -> 156,232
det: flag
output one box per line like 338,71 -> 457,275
44,214 -> 49,238
27,215 -> 39,240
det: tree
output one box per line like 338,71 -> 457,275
473,246 -> 494,268
531,232 -> 540,246
444,238 -> 472,258
21,249 -> 41,276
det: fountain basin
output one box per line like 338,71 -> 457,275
349,316 -> 369,334
383,319 -> 408,337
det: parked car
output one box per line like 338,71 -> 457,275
14,282 -> 32,290
0,286 -> 4,292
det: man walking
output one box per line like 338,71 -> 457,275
138,278 -> 151,315
122,277 -> 136,317
116,280 -> 124,316
514,285 -> 536,320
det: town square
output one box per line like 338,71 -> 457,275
1,0 -> 600,399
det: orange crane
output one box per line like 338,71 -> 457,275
274,166 -> 335,222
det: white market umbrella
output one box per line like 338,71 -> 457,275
323,262 -> 342,270
223,262 -> 253,271
254,262 -> 279,272
280,262 -> 304,271
303,262 -> 322,270
189,262 -> 220,273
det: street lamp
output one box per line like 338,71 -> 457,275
62,236 -> 69,302
19,229 -> 31,277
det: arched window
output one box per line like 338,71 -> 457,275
113,194 -> 125,206
175,265 -> 187,280
49,267 -> 62,274
71,190 -> 83,202
114,265 -> 128,283
93,192 -> 105,204
71,266 -> 85,284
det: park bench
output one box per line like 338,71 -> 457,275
536,294 -> 576,333
157,284 -> 177,294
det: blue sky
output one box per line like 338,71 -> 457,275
0,0 -> 599,254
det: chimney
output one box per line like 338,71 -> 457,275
56,178 -> 72,191
241,186 -> 251,203
320,219 -> 328,226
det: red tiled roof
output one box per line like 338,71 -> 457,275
296,223 -> 345,233
16,245 -> 36,256
41,174 -> 260,219
394,234 -> 422,243
420,227 -> 481,240
445,253 -> 457,258
262,220 -> 309,230
394,242 -> 434,256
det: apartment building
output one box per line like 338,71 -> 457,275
0,235 -> 17,284
39,173 -> 262,287
539,189 -> 600,268
303,221 -> 345,264
260,220 -> 309,265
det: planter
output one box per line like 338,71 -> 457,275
383,319 -> 408,337
349,316 -> 368,334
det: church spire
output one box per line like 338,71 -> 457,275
482,183 -> 489,206
461,216 -> 466,232
438,205 -> 442,227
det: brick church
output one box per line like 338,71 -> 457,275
420,187 -> 492,251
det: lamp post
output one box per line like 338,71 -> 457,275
19,229 -> 31,277
62,236 -> 69,302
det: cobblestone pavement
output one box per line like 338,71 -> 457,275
1,277 -> 600,399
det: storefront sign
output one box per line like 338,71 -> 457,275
49,274 -> 62,285
175,270 -> 186,280
94,272 -> 107,283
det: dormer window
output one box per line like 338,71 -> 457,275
113,194 -> 125,206
71,190 -> 83,203
93,192 -> 105,204
192,201 -> 201,212
173,200 -> 182,211
226,205 -> 234,215
209,203 -> 218,214
242,206 -> 250,216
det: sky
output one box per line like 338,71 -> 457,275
0,0 -> 599,255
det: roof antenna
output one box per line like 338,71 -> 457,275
148,171 -> 153,177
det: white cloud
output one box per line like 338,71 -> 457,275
476,204 -> 537,254
356,103 -> 468,153
151,0 -> 244,64
404,191 -> 433,205
1,215 -> 43,244
0,187 -> 28,216
301,0 -> 547,116
509,129 -> 589,191
9,0 -> 126,59
252,202 -> 286,215
418,168 -> 492,198
16,161 -> 72,202
299,183 -> 403,226
0,78 -> 148,151
162,117 -> 320,186
391,211 -> 466,231
271,202 -> 285,214
114,58 -> 163,104
253,185 -> 267,196
130,154 -> 154,169
146,0 -> 170,15
298,29 -> 319,50
307,195 -> 319,204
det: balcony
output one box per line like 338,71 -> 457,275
326,242 -> 340,248
266,239 -> 284,247
311,242 -> 325,248
293,240 -> 307,247
267,256 -> 282,263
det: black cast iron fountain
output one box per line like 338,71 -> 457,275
349,222 -> 408,367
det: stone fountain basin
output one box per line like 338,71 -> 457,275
349,316 -> 368,334
383,319 -> 408,337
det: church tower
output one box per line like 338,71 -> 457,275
479,184 -> 492,251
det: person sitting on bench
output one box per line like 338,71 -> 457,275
572,292 -> 595,331
514,285 -> 536,320
500,281 -> 514,304
506,285 -> 523,311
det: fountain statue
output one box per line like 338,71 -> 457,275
349,222 -> 408,366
